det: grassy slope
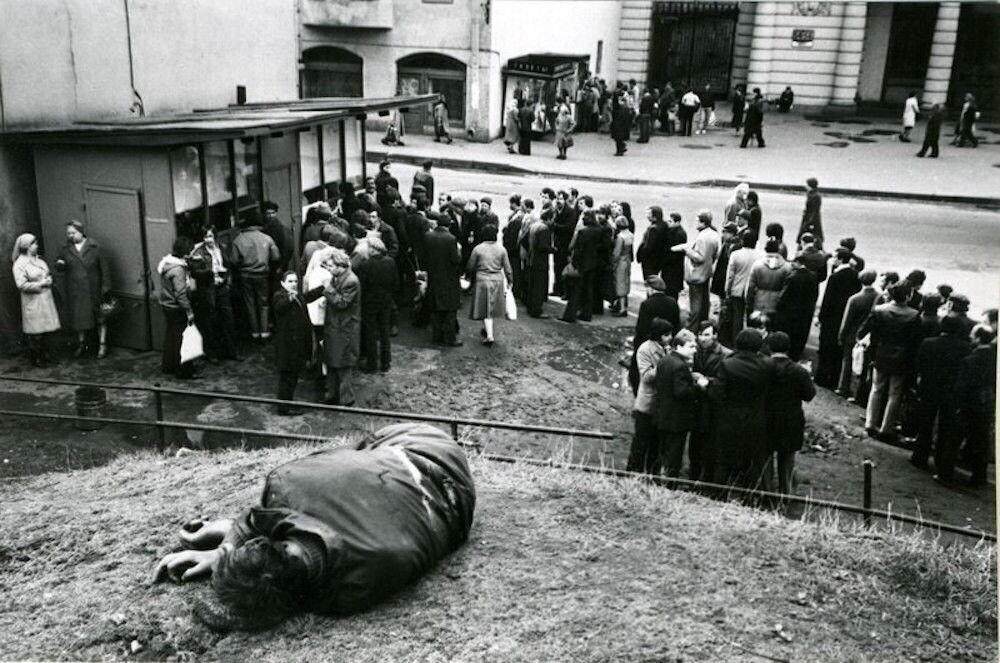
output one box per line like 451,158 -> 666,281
0,437 -> 995,663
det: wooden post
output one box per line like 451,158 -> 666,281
153,382 -> 166,453
863,460 -> 873,527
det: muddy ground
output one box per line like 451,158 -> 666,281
0,294 -> 994,538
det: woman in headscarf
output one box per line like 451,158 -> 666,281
322,248 -> 360,406
724,182 -> 750,224
54,219 -> 110,358
503,99 -> 520,154
554,104 -> 576,160
12,233 -> 60,366
610,216 -> 634,317
466,224 -> 514,346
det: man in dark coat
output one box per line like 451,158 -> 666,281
423,217 -> 463,347
412,160 -> 435,204
551,192 -> 576,298
795,233 -> 828,284
272,271 -> 324,415
611,93 -> 630,156
560,210 -> 607,323
690,321 -> 731,482
766,331 -> 816,494
517,100 -> 533,155
858,282 -> 922,441
740,88 -> 765,148
909,315 -> 971,474
918,293 -> 943,339
945,293 -> 976,340
653,329 -> 707,478
262,201 -> 292,273
953,326 -> 996,486
816,248 -> 861,388
710,329 -> 774,491
636,206 -> 669,279
525,213 -> 555,318
627,276 -> 681,395
662,212 -> 688,300
775,255 -> 819,361
357,239 -> 400,372
798,178 -> 823,246
502,195 -> 525,301
710,223 -> 738,301
837,269 -> 878,396
916,104 -> 943,158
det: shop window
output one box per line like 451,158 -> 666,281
322,122 -> 343,198
343,118 -> 365,187
170,145 -> 204,238
299,126 -> 323,204
204,141 -> 234,231
397,52 -> 467,130
301,47 -> 364,98
233,139 -> 262,226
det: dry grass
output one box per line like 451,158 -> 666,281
0,433 -> 995,662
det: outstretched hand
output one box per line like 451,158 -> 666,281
179,518 -> 234,550
152,549 -> 221,584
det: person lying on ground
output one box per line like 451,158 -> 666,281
152,422 -> 476,632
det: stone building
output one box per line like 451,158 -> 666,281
617,1 -> 998,112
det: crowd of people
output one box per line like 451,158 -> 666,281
11,153 -> 996,491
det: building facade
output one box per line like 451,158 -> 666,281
617,1 -> 998,113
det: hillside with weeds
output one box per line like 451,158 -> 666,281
0,434 -> 995,662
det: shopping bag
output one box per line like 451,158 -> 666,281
851,335 -> 869,376
180,322 -> 204,364
505,286 -> 518,321
708,110 -> 717,127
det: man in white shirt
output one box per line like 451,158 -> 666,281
679,87 -> 701,137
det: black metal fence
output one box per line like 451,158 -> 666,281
0,375 -> 993,542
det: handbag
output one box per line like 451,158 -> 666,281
505,286 -> 518,321
564,135 -> 574,148
562,263 -> 580,280
180,322 -> 204,364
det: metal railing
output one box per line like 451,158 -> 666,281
1,375 -> 993,542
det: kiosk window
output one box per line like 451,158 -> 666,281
234,139 -> 261,225
205,141 -> 234,231
322,122 -> 343,194
300,126 -> 323,204
170,145 -> 204,238
344,118 -> 364,186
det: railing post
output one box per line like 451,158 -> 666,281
863,460 -> 873,527
153,382 -> 166,453
451,420 -> 459,441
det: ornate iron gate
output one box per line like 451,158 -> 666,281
648,2 -> 739,92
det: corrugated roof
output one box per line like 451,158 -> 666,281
1,94 -> 440,146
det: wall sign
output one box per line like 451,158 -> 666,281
792,28 -> 815,48
792,2 -> 831,16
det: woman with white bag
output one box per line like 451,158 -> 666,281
465,224 -> 514,347
158,236 -> 199,379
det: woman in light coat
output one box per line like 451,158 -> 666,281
304,246 -> 334,388
466,224 -> 513,346
503,100 -> 520,154
12,233 -> 60,366
611,216 -> 634,317
554,104 -> 576,160
322,248 -> 360,406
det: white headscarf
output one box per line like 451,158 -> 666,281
12,233 -> 36,263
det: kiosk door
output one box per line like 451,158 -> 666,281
83,185 -> 152,350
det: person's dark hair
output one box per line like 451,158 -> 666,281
480,225 -> 498,242
422,159 -> 433,170
834,247 -> 852,263
597,204 -> 613,219
212,537 -> 309,630
889,282 -> 912,303
858,269 -> 877,286
696,320 -> 718,334
172,236 -> 194,258
570,187 -> 579,197
972,324 -> 995,345
741,232 -> 756,248
984,308 -> 998,325
806,177 -> 819,189
510,194 -> 522,205
746,191 -> 758,204
949,293 -> 970,313
882,271 -> 900,286
747,311 -> 770,331
339,181 -> 356,198
435,213 -> 453,228
765,222 -> 784,240
557,190 -> 569,200
581,195 -> 594,208
66,219 -> 86,236
241,210 -> 262,228
905,270 -> 926,288
920,293 -> 943,313
522,198 -> 535,211
582,210 -> 598,227
620,201 -> 633,220
722,222 -> 738,236
281,269 -> 296,282
262,201 -> 279,213
669,212 -> 682,223
734,328 -> 764,352
937,284 -> 953,300
764,239 -> 782,254
480,196 -> 493,207
649,206 -> 664,222
351,209 -> 370,228
767,331 -> 790,353
541,187 -> 555,199
800,232 -> 815,245
650,317 -> 674,340
840,237 -> 857,251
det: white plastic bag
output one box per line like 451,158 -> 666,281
505,286 -> 517,321
851,334 -> 869,376
180,322 -> 204,364
708,110 -> 717,127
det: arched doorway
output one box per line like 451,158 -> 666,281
301,46 -> 364,98
397,53 -> 466,134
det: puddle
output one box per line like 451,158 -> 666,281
860,129 -> 898,136
823,131 -> 876,143
543,343 -> 625,387
814,141 -> 850,148
680,144 -> 712,150
811,123 -> 830,128
805,115 -> 873,125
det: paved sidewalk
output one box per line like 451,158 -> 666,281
369,105 -> 1000,206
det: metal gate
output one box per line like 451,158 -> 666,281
648,2 -> 739,93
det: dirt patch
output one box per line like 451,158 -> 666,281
823,131 -> 877,144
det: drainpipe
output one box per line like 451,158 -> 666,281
468,0 -> 482,139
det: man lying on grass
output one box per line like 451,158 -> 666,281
153,423 -> 476,631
